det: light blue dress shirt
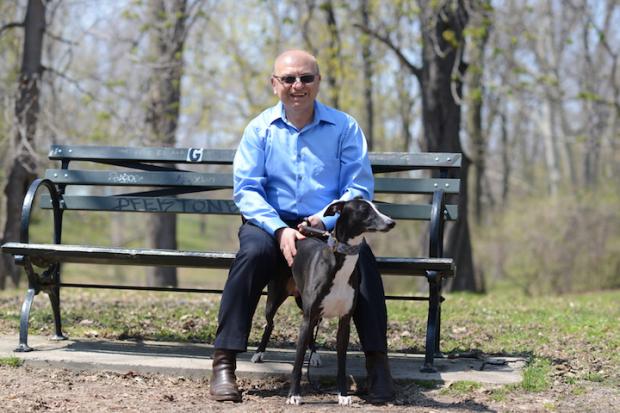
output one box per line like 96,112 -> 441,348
233,100 -> 374,236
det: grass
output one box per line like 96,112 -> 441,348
412,379 -> 438,389
0,356 -> 23,367
440,380 -> 481,396
0,285 -> 618,397
521,358 -> 551,392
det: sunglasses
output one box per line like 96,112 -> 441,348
273,74 -> 317,85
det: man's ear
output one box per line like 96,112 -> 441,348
271,77 -> 277,94
324,200 -> 345,216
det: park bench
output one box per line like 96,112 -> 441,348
1,144 -> 460,372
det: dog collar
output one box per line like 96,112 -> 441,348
327,234 -> 361,255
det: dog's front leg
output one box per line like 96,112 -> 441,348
287,315 -> 315,405
336,314 -> 352,406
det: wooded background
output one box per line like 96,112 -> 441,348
0,0 -> 618,294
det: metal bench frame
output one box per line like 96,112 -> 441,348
1,144 -> 461,372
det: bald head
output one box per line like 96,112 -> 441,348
273,50 -> 320,76
271,49 -> 321,128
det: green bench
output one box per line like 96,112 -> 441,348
1,144 -> 460,371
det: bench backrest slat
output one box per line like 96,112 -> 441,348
40,195 -> 458,221
45,169 -> 233,188
45,169 -> 460,195
49,144 -> 462,170
49,145 -> 236,164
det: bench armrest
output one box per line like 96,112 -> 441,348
428,189 -> 446,258
19,178 -> 63,248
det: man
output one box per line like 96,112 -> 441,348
209,49 -> 395,404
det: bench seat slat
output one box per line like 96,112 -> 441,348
1,242 -> 454,276
39,195 -> 458,220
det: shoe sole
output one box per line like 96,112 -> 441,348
367,396 -> 395,405
209,393 -> 242,402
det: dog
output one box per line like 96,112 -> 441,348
253,197 -> 395,405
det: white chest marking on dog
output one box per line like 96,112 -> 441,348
321,235 -> 363,318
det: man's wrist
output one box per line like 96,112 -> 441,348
274,226 -> 287,241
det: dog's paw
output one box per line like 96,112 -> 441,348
251,352 -> 264,363
286,395 -> 302,405
309,352 -> 322,367
337,394 -> 352,406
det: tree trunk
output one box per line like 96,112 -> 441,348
321,0 -> 341,109
0,0 -> 46,289
500,109 -> 510,205
144,0 -> 187,287
418,0 -> 482,292
360,0 -> 374,149
540,101 -> 561,196
464,1 -> 491,224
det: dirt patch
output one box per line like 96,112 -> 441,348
2,365 -> 619,412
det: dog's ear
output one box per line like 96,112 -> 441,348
324,200 -> 346,216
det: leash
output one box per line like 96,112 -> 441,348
297,220 -> 330,238
298,220 -> 361,256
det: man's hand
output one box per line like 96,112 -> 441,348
299,215 -> 326,231
275,227 -> 306,267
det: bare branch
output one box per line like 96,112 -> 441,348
184,0 -> 209,40
43,65 -> 138,131
300,0 -> 317,56
450,43 -> 465,105
42,65 -> 97,102
44,29 -> 78,46
353,23 -> 422,82
0,21 -> 24,35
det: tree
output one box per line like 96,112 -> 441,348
359,0 -> 375,149
463,0 -> 492,224
0,0 -> 47,289
320,0 -> 342,109
358,0 -> 481,292
144,0 -> 188,287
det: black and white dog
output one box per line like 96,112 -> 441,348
254,197 -> 395,405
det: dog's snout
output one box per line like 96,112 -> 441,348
382,219 -> 395,231
376,217 -> 395,232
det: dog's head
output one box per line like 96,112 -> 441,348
324,197 -> 395,239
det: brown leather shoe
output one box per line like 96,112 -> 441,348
209,349 -> 241,402
365,351 -> 395,404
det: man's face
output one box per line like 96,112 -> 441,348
271,53 -> 321,116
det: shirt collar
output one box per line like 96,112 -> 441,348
269,101 -> 337,127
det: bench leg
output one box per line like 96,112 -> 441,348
435,299 -> 442,355
47,283 -> 67,341
421,271 -> 441,373
15,288 -> 37,352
